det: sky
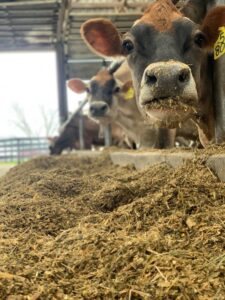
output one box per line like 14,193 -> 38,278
0,51 -> 86,138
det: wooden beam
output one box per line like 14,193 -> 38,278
70,0 -> 148,9
0,9 -> 56,16
0,16 -> 57,20
0,44 -> 54,51
0,20 -> 57,25
0,30 -> 53,35
63,0 -> 72,35
69,12 -> 142,17
0,1 -> 58,7
0,25 -> 54,30
0,36 -> 55,42
57,0 -> 70,42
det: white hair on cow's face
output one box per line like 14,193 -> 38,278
183,16 -> 194,22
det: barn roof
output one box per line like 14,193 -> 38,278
0,0 -> 150,79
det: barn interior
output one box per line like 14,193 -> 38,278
0,0 -> 225,299
0,0 -> 151,124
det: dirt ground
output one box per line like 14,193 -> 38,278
0,150 -> 225,300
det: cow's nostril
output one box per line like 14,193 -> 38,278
100,104 -> 108,113
146,74 -> 157,85
178,69 -> 190,83
90,106 -> 96,114
90,103 -> 108,116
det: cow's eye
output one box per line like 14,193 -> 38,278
114,87 -> 120,93
194,32 -> 206,48
122,40 -> 134,54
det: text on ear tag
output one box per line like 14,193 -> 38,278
124,87 -> 134,100
214,27 -> 225,60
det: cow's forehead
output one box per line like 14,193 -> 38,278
128,16 -> 196,44
92,68 -> 113,86
134,0 -> 183,32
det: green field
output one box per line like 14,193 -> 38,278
0,162 -> 17,166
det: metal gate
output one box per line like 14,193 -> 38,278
0,137 -> 49,164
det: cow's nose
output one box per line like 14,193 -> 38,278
90,102 -> 109,117
177,68 -> 190,85
144,63 -> 191,89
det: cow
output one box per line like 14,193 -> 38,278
173,1 -> 225,23
48,112 -> 104,155
68,61 -> 163,149
173,0 -> 225,143
49,109 -> 131,155
176,0 -> 225,144
80,0 -> 225,146
177,0 -> 217,23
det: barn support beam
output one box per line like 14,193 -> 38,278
56,42 -> 68,125
214,56 -> 225,143
0,0 -> 57,7
55,0 -> 71,125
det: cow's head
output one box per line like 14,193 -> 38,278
48,136 -> 62,155
68,61 -> 129,124
80,0 -> 225,130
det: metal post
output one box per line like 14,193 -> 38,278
104,124 -> 112,147
56,42 -> 68,125
78,114 -> 85,150
17,138 -> 21,164
214,55 -> 225,143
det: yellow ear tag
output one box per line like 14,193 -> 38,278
214,27 -> 225,60
123,87 -> 134,100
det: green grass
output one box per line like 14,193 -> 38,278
0,162 -> 17,166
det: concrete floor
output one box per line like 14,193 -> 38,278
0,165 -> 13,177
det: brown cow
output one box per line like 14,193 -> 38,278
181,0 -> 225,143
80,0 -> 225,146
177,0 -> 216,23
49,110 -> 132,155
68,61 -> 162,149
48,113 -> 104,155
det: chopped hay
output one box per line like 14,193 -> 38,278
0,152 -> 225,299
145,97 -> 196,112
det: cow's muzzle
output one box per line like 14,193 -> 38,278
89,101 -> 109,118
139,61 -> 198,127
140,61 -> 197,105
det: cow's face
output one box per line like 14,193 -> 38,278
48,137 -> 62,155
81,0 -> 225,128
68,68 -> 121,125
123,15 -> 202,128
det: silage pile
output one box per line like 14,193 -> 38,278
0,152 -> 225,299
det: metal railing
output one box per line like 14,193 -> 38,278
0,137 -> 49,163
72,98 -> 112,149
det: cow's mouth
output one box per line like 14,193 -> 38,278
140,97 -> 197,128
90,115 -> 111,125
141,97 -> 197,112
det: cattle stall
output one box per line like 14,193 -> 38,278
1,1 -> 225,299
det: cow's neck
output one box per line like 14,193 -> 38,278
115,95 -> 144,141
194,54 -> 215,147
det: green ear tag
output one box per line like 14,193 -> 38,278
214,27 -> 225,60
124,87 -> 134,100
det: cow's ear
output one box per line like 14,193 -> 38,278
81,18 -> 122,57
201,6 -> 225,47
121,81 -> 135,100
68,79 -> 87,94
